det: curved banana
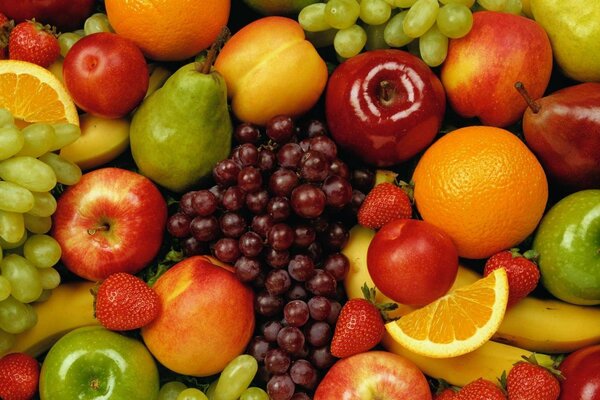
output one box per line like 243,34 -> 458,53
145,65 -> 172,99
2,281 -> 99,357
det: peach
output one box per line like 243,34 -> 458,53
141,255 -> 255,377
214,16 -> 328,125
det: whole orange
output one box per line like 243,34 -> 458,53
412,126 -> 548,259
105,0 -> 230,61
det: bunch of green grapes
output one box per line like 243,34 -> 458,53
299,0 -> 522,66
57,13 -> 114,57
0,108 -> 82,353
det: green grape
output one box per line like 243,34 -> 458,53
23,234 -> 62,268
58,32 -> 82,58
50,123 -> 81,151
74,29 -> 85,37
502,0 -> 522,14
0,126 -> 24,161
403,0 -> 439,38
477,0 -> 507,11
365,22 -> 390,50
419,25 -> 448,67
0,181 -> 34,213
325,0 -> 360,30
0,296 -> 37,334
440,0 -> 475,6
360,0 -> 392,25
0,328 -> 15,354
299,3 -> 331,32
0,108 -> 14,128
0,254 -> 43,303
394,0 -> 418,7
16,123 -> 56,158
27,191 -> 57,218
0,275 -> 11,302
334,24 -> 367,58
0,246 -> 2,262
384,11 -> 414,47
305,29 -> 338,48
205,380 -> 218,399
239,387 -> 269,400
213,354 -> 258,400
23,214 -> 52,234
38,267 -> 61,290
158,381 -> 188,400
0,156 -> 57,192
436,3 -> 473,38
176,388 -> 208,400
34,289 -> 53,302
84,13 -> 114,35
0,210 -> 25,244
0,230 -> 26,250
38,152 -> 82,186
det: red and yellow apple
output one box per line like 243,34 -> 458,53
441,11 -> 553,127
52,167 -> 167,281
214,16 -> 328,126
0,0 -> 94,31
141,255 -> 255,377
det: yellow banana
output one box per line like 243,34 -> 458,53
2,281 -> 99,357
145,64 -> 172,99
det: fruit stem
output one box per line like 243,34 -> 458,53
198,26 -> 231,74
87,224 -> 109,235
378,80 -> 396,106
515,82 -> 541,114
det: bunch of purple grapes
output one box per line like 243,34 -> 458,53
166,115 -> 375,400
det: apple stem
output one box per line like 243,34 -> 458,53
378,80 -> 396,106
87,224 -> 109,235
515,82 -> 541,114
198,26 -> 231,75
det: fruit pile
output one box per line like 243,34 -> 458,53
0,0 -> 599,400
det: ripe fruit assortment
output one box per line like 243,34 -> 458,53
0,1 -> 599,400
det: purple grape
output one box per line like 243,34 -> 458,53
291,184 -> 326,219
267,374 -> 295,400
251,214 -> 275,239
277,143 -> 303,169
239,231 -> 264,258
263,320 -> 283,342
351,168 -> 375,193
277,326 -> 305,354
327,301 -> 342,325
309,135 -> 337,161
302,119 -> 327,138
182,236 -> 207,256
305,269 -> 337,297
310,346 -> 336,370
286,284 -> 308,301
269,168 -> 299,197
246,336 -> 270,363
235,256 -> 262,282
305,321 -> 331,347
322,175 -> 353,208
268,223 -> 294,251
255,291 -> 285,317
220,212 -> 246,238
222,186 -> 246,211
235,123 -> 261,144
287,254 -> 315,282
179,191 -> 197,216
323,253 -> 350,281
266,115 -> 295,143
258,148 -> 277,172
283,300 -> 310,327
238,165 -> 263,193
322,221 -> 349,251
190,190 -> 218,216
267,197 -> 291,222
190,215 -> 219,242
299,151 -> 330,182
265,348 -> 292,374
329,158 -> 350,180
290,393 -> 311,400
292,224 -> 316,248
213,159 -> 240,187
167,212 -> 192,238
289,359 -> 317,389
307,296 -> 331,321
245,189 -> 270,214
265,269 -> 292,296
212,238 -> 240,263
265,248 -> 291,269
232,143 -> 259,167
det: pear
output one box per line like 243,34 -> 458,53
530,0 -> 600,82
129,40 -> 232,193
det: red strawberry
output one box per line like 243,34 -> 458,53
0,352 -> 40,400
94,272 -> 161,331
506,355 -> 561,400
357,182 -> 412,229
435,388 -> 458,400
455,378 -> 507,400
330,285 -> 397,358
483,248 -> 540,307
8,20 -> 60,67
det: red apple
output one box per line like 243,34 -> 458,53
441,11 -> 553,127
314,350 -> 432,400
0,0 -> 94,31
52,167 -> 167,281
559,344 -> 600,400
62,32 -> 149,119
367,218 -> 458,307
325,49 -> 446,167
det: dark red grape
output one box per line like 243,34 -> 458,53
238,166 -> 263,193
263,320 -> 283,342
287,254 -> 315,282
283,300 -> 309,327
267,374 -> 295,400
299,151 -> 330,182
305,321 -> 331,347
255,291 -> 285,317
302,119 -> 327,138
266,115 -> 295,143
307,296 -> 331,321
220,212 -> 246,238
191,190 -> 218,216
291,184 -> 326,219
265,248 -> 291,269
286,284 -> 308,301
277,326 -> 305,354
258,148 -> 277,171
190,215 -> 219,242
235,123 -> 261,144
222,186 -> 246,211
213,238 -> 240,263
208,185 -> 224,203
289,359 -> 317,389
351,168 -> 375,193
322,175 -> 353,208
167,212 -> 192,238
213,159 -> 240,187
329,158 -> 350,180
327,301 -> 342,325
323,221 -> 349,251
305,269 -> 337,297
233,143 -> 259,167
246,336 -> 270,363
323,253 -> 350,281
239,231 -> 264,258
269,168 -> 299,197
265,269 -> 292,296
298,138 -> 311,152
245,189 -> 270,214
310,346 -> 336,370
265,348 -> 292,374
182,236 -> 207,256
179,191 -> 197,216
267,197 -> 291,222
306,241 -> 323,263
290,393 -> 311,400
350,189 -> 366,214
235,256 -> 262,282
268,223 -> 295,251
293,224 -> 316,248
277,143 -> 303,169
251,214 -> 275,239
309,135 -> 337,161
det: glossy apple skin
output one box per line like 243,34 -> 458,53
0,0 -> 94,31
441,11 -> 553,127
214,16 -> 328,126
52,167 -> 167,281
326,49 -> 445,167
63,32 -> 149,119
314,350 -> 432,400
367,219 -> 458,307
141,255 -> 255,377
523,82 -> 600,190
559,344 -> 600,400
533,189 -> 600,305
39,326 -> 159,400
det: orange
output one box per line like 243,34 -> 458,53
0,60 -> 79,126
385,268 -> 509,358
412,126 -> 548,259
105,0 -> 231,61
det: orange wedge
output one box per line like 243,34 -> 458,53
385,268 -> 509,358
0,60 -> 79,126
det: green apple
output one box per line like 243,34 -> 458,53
39,326 -> 159,399
533,189 -> 600,305
242,0 -> 320,16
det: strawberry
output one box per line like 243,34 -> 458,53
455,378 -> 507,400
483,248 -> 540,307
94,272 -> 161,331
0,352 -> 40,400
506,354 -> 561,400
8,20 -> 60,67
330,284 -> 397,358
357,182 -> 412,229
435,388 -> 458,400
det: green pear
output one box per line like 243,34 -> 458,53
530,0 -> 600,82
130,58 -> 232,193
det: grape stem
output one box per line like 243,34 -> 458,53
515,81 -> 541,114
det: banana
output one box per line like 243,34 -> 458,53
2,281 -> 99,357
145,64 -> 172,99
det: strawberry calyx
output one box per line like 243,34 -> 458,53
360,283 -> 398,323
434,378 -> 459,396
397,179 -> 415,204
508,247 -> 539,263
516,353 -> 564,379
0,18 -> 13,50
26,19 -> 59,38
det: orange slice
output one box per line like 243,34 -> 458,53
385,268 -> 509,358
0,60 -> 79,126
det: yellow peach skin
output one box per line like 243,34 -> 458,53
214,16 -> 328,126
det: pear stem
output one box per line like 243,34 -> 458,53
515,81 -> 541,114
198,26 -> 231,75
